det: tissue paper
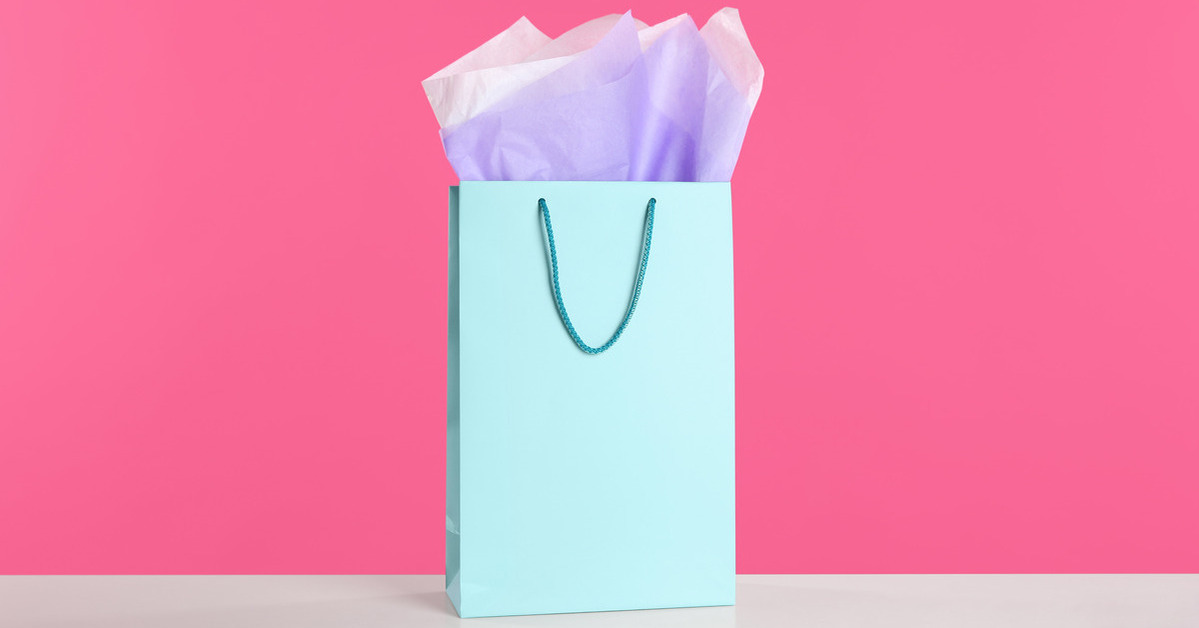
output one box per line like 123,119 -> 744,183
423,8 -> 763,182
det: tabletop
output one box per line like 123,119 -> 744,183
2,574 -> 1196,627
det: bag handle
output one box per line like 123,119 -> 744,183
539,197 -> 656,355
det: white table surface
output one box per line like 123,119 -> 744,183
1,574 -> 1196,627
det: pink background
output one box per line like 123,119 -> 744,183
2,0 -> 1197,574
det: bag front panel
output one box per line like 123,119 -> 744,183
450,181 -> 735,617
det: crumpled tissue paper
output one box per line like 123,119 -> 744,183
422,8 -> 763,182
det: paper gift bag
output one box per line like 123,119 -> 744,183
447,181 -> 736,618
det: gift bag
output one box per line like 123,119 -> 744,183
427,8 -> 761,618
447,181 -> 735,617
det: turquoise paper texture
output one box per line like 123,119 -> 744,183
447,181 -> 735,618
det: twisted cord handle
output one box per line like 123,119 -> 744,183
539,197 -> 656,355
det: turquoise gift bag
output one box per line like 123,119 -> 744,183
447,181 -> 735,618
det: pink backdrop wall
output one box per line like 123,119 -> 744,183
2,0 -> 1197,574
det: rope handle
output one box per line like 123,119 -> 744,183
539,197 -> 656,355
